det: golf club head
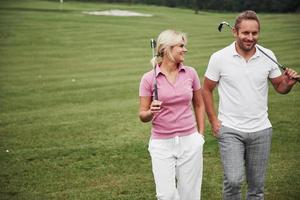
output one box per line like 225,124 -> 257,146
218,21 -> 232,32
150,38 -> 156,49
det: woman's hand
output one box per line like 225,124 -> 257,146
150,100 -> 163,114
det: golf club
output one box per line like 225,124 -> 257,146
150,38 -> 158,100
218,21 -> 300,82
218,21 -> 233,32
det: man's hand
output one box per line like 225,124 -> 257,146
283,67 -> 300,86
211,119 -> 222,138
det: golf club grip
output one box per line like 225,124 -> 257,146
154,84 -> 158,100
282,68 -> 300,83
283,72 -> 300,83
291,77 -> 300,83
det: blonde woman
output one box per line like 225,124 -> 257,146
139,30 -> 205,200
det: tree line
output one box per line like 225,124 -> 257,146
72,0 -> 300,13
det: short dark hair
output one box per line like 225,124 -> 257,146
234,10 -> 260,31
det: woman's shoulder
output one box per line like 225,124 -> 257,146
140,69 -> 154,81
182,65 -> 198,74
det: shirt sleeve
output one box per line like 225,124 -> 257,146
205,53 -> 221,82
139,73 -> 152,97
190,67 -> 201,91
267,51 -> 282,79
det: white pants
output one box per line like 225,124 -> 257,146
148,132 -> 205,200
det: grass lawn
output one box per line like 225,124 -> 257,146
0,0 -> 299,199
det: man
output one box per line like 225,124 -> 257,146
202,10 -> 299,199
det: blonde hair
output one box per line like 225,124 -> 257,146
151,29 -> 187,66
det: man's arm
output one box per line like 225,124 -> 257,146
202,77 -> 221,137
270,68 -> 299,94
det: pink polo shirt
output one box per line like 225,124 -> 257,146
139,64 -> 201,139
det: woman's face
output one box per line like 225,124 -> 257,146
170,41 -> 187,63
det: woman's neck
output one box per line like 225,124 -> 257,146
160,59 -> 179,73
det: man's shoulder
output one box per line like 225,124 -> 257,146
256,44 -> 275,56
211,43 -> 233,58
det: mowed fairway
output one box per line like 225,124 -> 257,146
0,0 -> 299,199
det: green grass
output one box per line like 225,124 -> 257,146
0,0 -> 299,199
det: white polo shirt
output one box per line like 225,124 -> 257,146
205,42 -> 282,132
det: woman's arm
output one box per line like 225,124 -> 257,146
192,89 -> 205,135
139,96 -> 162,123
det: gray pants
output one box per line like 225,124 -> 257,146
218,126 -> 272,200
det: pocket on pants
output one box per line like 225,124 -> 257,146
148,138 -> 174,160
190,132 -> 205,149
148,138 -> 168,154
197,132 -> 205,145
216,125 -> 225,139
148,138 -> 155,152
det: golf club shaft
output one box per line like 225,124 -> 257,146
256,46 -> 285,70
150,39 -> 158,100
256,46 -> 300,82
218,22 -> 300,82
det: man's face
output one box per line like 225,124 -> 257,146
234,20 -> 260,52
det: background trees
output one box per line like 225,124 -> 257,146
69,0 -> 300,13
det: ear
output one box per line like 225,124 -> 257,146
232,27 -> 238,37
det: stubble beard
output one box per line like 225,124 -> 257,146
238,39 -> 257,52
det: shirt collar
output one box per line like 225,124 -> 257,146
155,63 -> 186,77
231,42 -> 260,59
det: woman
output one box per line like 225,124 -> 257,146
139,29 -> 205,200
